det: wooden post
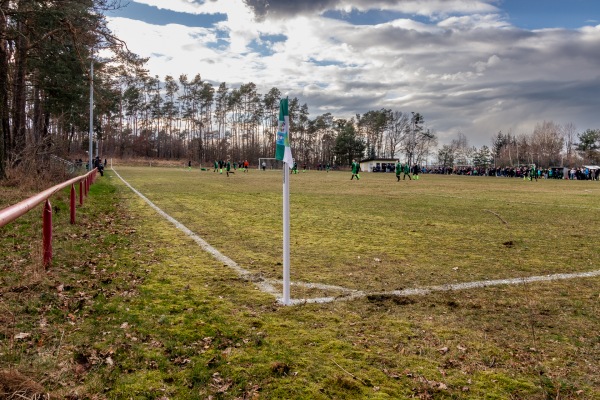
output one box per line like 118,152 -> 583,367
42,199 -> 52,267
70,184 -> 76,224
79,180 -> 83,205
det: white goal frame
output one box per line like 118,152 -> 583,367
258,158 -> 285,170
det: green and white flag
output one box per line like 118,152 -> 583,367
275,98 -> 293,167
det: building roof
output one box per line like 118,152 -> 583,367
359,157 -> 399,163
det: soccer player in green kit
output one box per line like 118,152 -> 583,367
395,161 -> 402,182
226,160 -> 234,177
351,159 -> 360,180
403,162 -> 412,180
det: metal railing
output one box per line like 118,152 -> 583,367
0,168 -> 98,267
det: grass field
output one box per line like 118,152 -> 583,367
113,165 -> 600,298
1,165 -> 599,399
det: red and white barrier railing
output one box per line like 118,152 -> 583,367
0,168 -> 98,267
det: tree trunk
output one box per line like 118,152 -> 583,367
0,7 -> 9,178
33,86 -> 42,145
11,20 -> 28,164
42,111 -> 50,152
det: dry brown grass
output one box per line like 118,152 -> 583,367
0,369 -> 48,400
111,157 -> 194,168
0,174 -> 132,398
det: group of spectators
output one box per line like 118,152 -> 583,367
72,157 -> 106,175
346,161 -> 599,180
93,157 -> 105,176
566,167 -> 600,180
422,165 -> 599,180
372,163 -> 423,175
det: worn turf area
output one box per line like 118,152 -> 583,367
114,166 -> 600,294
1,166 -> 599,399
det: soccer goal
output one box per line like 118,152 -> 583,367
258,157 -> 285,170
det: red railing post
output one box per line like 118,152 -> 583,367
42,199 -> 52,267
79,180 -> 83,205
70,184 -> 76,224
0,169 -> 96,269
1,171 -> 92,229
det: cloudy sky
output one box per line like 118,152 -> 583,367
105,0 -> 600,147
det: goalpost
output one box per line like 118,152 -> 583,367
258,157 -> 285,170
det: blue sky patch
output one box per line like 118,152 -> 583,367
106,1 -> 226,28
206,38 -> 229,51
308,58 -> 345,67
259,33 -> 287,44
320,1 -> 600,29
246,38 -> 274,56
245,34 -> 286,56
500,0 -> 600,29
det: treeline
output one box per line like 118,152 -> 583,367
1,2 -> 599,180
0,0 -> 438,174
0,0 -> 135,178
109,70 -> 599,168
437,123 -> 600,169
89,75 -> 438,168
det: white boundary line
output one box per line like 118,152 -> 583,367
112,168 -> 278,297
112,168 -> 600,305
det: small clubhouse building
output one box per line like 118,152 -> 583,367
359,158 -> 399,173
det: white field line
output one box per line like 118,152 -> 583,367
112,168 -> 278,296
284,270 -> 600,305
112,168 -> 600,305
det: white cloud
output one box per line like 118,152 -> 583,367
473,54 -> 501,73
133,0 -> 204,14
348,0 -> 500,17
106,0 -> 600,147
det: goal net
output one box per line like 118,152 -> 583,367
258,158 -> 285,170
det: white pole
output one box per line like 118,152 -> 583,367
282,162 -> 291,305
89,58 -> 94,172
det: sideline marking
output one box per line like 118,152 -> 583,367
112,168 -> 600,305
112,168 -> 278,297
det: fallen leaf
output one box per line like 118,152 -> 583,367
14,332 -> 31,340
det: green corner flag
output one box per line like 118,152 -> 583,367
275,98 -> 293,167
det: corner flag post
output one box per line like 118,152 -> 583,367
275,98 -> 293,305
283,161 -> 290,305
